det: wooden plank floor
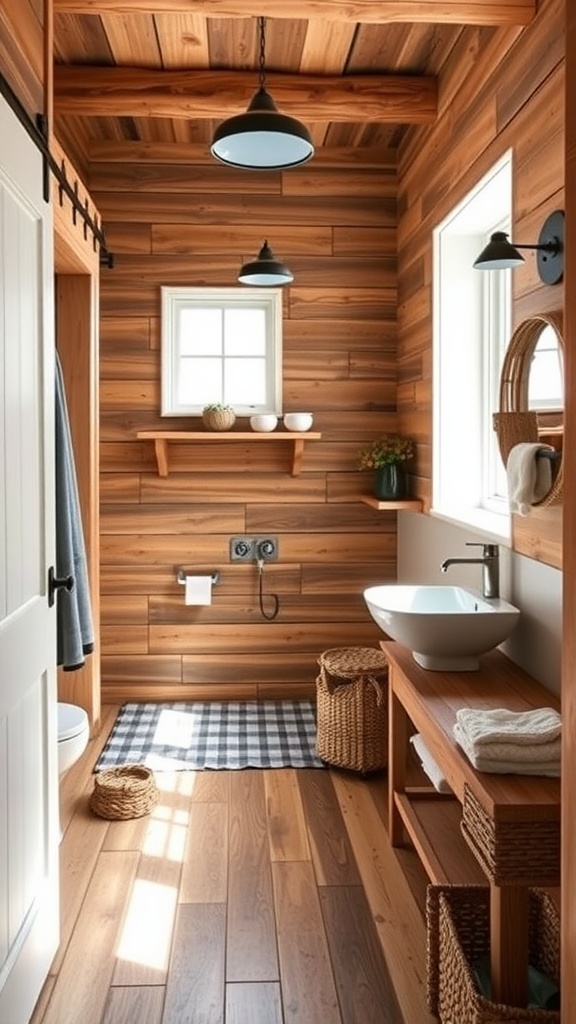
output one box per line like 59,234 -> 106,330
30,706 -> 436,1024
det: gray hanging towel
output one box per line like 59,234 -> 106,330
55,351 -> 94,670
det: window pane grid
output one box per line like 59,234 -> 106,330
161,287 -> 282,416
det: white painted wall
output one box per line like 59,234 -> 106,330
397,511 -> 562,696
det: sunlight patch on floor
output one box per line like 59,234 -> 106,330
116,878 -> 178,969
143,805 -> 188,861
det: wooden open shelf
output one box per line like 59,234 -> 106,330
386,641 -> 561,1007
394,790 -> 486,886
136,429 -> 322,477
360,494 -> 423,511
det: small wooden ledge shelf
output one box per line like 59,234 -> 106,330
136,429 -> 322,477
360,494 -> 423,511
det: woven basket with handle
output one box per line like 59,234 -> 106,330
315,646 -> 388,772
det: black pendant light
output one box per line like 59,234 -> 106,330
211,16 -> 314,171
238,240 -> 294,286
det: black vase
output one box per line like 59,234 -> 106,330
374,463 -> 407,500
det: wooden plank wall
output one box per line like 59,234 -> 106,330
397,0 -> 564,570
92,158 -> 399,701
0,0 -> 44,118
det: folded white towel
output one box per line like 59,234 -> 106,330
454,724 -> 560,776
507,442 -> 553,516
455,706 -> 561,747
410,733 -> 453,794
461,736 -> 561,764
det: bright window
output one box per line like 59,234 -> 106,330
161,286 -> 283,416
528,327 -> 563,410
432,154 -> 513,538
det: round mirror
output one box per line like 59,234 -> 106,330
493,312 -> 563,506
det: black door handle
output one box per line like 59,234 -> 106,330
47,566 -> 74,607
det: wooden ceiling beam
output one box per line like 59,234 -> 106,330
54,66 -> 437,122
52,0 -> 536,27
87,140 -> 398,168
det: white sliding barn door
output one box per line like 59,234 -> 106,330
0,95 -> 59,1023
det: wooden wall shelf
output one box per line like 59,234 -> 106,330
360,494 -> 423,511
136,429 -> 322,477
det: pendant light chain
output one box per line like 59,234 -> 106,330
210,11 -> 314,170
258,16 -> 267,92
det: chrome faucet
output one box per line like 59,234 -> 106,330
440,543 -> 500,599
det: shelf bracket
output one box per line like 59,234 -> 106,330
154,438 -> 169,477
292,438 -> 305,476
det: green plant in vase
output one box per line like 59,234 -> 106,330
358,434 -> 415,500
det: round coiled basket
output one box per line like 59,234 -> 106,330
90,764 -> 159,820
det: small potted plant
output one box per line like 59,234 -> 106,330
202,403 -> 236,431
358,434 -> 415,500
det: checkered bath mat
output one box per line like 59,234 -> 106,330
95,700 -> 326,771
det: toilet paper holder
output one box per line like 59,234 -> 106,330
177,568 -> 220,585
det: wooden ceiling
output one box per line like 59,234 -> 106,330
52,0 -> 535,171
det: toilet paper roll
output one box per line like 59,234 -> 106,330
184,575 -> 212,606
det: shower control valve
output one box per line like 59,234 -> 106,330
256,537 -> 278,561
230,537 -> 255,562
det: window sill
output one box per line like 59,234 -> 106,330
430,505 -> 511,543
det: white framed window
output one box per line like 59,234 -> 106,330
432,153 -> 513,539
161,286 -> 283,416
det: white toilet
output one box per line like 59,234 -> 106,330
57,702 -> 89,774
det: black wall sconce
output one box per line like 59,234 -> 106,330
473,210 -> 565,285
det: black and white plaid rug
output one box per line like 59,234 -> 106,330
95,700 -> 326,771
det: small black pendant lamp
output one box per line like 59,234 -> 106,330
238,240 -> 294,286
211,16 -> 314,171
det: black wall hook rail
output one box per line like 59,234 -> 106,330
0,71 -> 114,269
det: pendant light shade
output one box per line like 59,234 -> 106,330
238,241 -> 294,286
211,17 -> 314,171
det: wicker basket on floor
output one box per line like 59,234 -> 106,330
315,646 -> 388,772
426,884 -> 560,1024
90,764 -> 159,820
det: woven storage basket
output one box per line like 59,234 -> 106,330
426,885 -> 560,1024
315,646 -> 388,772
461,784 -> 560,887
90,764 -> 159,820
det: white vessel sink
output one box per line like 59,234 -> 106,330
363,584 -> 520,671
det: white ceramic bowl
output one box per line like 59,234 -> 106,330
250,414 -> 278,432
284,412 -> 313,432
